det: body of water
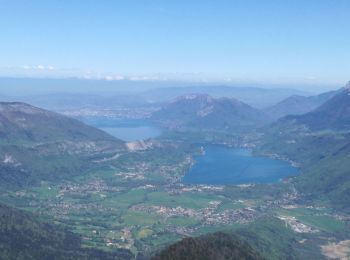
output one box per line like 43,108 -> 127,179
81,117 -> 161,142
183,145 -> 298,185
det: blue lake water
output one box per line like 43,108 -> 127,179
183,145 -> 298,185
81,117 -> 161,142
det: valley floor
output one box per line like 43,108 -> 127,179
1,137 -> 349,258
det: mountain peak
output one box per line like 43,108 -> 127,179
0,102 -> 49,116
0,102 -> 123,144
152,94 -> 268,131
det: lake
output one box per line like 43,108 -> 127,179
183,145 -> 298,185
80,117 -> 161,141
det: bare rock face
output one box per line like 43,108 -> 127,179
126,139 -> 160,152
126,140 -> 148,151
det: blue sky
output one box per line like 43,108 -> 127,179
0,0 -> 349,85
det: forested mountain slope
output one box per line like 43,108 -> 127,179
0,102 -> 125,188
258,84 -> 350,212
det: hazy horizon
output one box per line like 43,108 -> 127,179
1,0 -> 349,86
0,76 -> 345,97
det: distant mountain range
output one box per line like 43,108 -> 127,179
0,77 -> 313,110
151,94 -> 269,132
150,87 -> 346,133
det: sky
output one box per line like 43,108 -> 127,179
0,0 -> 349,86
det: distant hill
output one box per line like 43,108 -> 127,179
264,90 -> 338,119
142,85 -> 310,108
0,102 -> 125,188
152,232 -> 263,260
151,94 -> 269,132
0,203 -> 133,260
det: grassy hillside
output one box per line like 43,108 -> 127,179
236,217 -> 325,260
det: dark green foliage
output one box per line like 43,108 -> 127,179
151,232 -> 264,260
0,203 -> 133,260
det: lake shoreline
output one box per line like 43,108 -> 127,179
183,144 -> 299,186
